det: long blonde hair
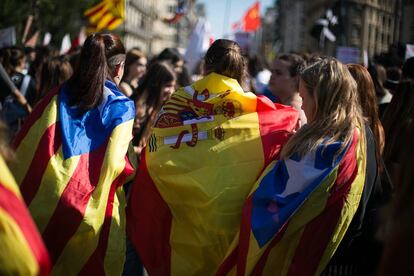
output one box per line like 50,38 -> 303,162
281,58 -> 365,159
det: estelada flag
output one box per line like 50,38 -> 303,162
217,129 -> 367,275
11,80 -> 135,275
84,0 -> 125,33
243,1 -> 261,32
126,72 -> 300,275
0,155 -> 51,275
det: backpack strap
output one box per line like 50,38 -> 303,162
20,75 -> 31,96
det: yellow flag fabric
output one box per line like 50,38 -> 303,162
84,0 -> 125,33
127,73 -> 300,275
0,155 -> 51,275
216,130 -> 367,275
11,81 -> 135,275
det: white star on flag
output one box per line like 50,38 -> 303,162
279,151 -> 326,198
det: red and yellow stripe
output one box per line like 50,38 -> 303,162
218,130 -> 366,275
0,155 -> 51,276
127,73 -> 299,275
84,0 -> 125,33
11,88 -> 134,275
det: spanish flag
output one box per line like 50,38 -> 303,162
84,0 -> 125,33
217,129 -> 366,275
11,80 -> 135,275
0,156 -> 51,276
126,72 -> 300,275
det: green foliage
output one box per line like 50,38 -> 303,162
0,0 -> 100,47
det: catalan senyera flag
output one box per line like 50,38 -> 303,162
84,0 -> 125,33
0,155 -> 51,276
126,72 -> 300,275
11,80 -> 135,275
217,129 -> 366,275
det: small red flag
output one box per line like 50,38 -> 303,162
243,1 -> 261,32
231,21 -> 241,31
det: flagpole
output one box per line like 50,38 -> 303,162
222,0 -> 232,38
22,15 -> 34,43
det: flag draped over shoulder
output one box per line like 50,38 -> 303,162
11,80 -> 135,275
0,156 -> 50,276
84,0 -> 125,33
126,72 -> 300,276
217,130 -> 366,275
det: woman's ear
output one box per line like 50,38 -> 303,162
113,62 -> 125,84
117,62 -> 125,78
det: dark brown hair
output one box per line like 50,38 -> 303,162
132,61 -> 176,147
37,56 -> 73,104
348,64 -> 385,166
278,53 -> 305,77
68,32 -> 125,111
134,61 -> 176,116
122,49 -> 146,81
368,64 -> 387,98
382,80 -> 414,182
203,39 -> 247,84
2,46 -> 25,75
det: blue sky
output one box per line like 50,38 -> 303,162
197,0 -> 275,39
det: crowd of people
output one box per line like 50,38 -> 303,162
0,31 -> 413,276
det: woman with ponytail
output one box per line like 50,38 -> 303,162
126,39 -> 299,275
11,33 -> 135,275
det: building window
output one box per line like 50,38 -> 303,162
168,5 -> 175,14
141,17 -> 146,29
352,25 -> 361,39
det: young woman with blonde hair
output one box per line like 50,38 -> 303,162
229,58 -> 383,275
282,58 -> 383,275
282,58 -> 364,158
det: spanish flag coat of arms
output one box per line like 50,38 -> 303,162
126,73 -> 300,275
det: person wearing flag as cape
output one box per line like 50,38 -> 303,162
218,58 -> 380,275
10,33 -> 135,275
126,39 -> 300,275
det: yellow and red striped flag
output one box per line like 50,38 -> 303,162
84,0 -> 125,33
10,80 -> 135,275
217,129 -> 367,275
0,155 -> 51,275
126,72 -> 300,275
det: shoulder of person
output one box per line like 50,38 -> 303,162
119,81 -> 133,97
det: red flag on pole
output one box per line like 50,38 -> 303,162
243,1 -> 261,32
